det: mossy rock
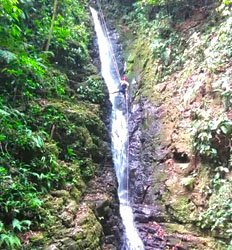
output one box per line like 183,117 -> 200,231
166,194 -> 195,223
74,204 -> 103,250
70,187 -> 82,202
51,190 -> 70,198
30,232 -> 44,244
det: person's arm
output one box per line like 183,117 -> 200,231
124,81 -> 129,90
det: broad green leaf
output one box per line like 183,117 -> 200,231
0,109 -> 10,116
221,125 -> 228,134
0,135 -> 6,141
12,219 -> 22,231
0,49 -> 17,63
0,221 -> 4,231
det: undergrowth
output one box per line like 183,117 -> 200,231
0,0 -> 106,248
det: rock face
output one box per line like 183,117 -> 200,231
83,155 -> 123,250
128,96 -> 217,249
128,98 -> 168,249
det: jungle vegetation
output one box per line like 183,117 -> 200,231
0,0 -> 106,248
0,0 -> 232,248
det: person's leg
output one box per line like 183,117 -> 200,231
111,90 -> 119,94
124,92 -> 127,102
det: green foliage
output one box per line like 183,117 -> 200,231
0,99 -> 106,246
191,116 -> 232,166
12,219 -> 31,232
198,181 -> 232,239
0,50 -> 48,103
77,77 -> 105,104
192,115 -> 232,239
126,3 -> 185,82
0,219 -> 21,249
212,72 -> 232,111
0,232 -> 21,249
148,13 -> 185,74
222,0 -> 232,5
31,0 -> 90,65
0,49 -> 17,63
202,13 -> 232,72
0,0 -> 105,248
181,176 -> 195,187
0,0 -> 22,40
0,0 -> 91,105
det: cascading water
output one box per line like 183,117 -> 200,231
90,7 -> 144,250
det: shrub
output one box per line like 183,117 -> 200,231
191,116 -> 232,167
77,77 -> 105,104
198,181 -> 232,239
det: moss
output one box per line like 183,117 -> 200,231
50,190 -> 70,198
30,232 -> 44,242
163,223 -> 197,234
169,196 -> 193,223
45,142 -> 60,157
153,169 -> 168,192
29,232 -> 48,247
45,196 -> 64,211
61,163 -> 86,191
70,187 -> 82,202
125,38 -> 150,78
74,206 -> 103,250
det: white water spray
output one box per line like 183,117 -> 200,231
90,7 -> 144,250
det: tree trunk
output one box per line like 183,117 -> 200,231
45,0 -> 58,51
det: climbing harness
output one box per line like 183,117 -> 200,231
96,0 -> 130,205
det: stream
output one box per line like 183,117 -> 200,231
90,7 -> 144,250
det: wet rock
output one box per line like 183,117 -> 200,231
44,244 -> 60,250
30,232 -> 44,245
60,211 -> 74,227
51,190 -> 69,198
70,187 -> 82,202
61,238 -> 78,250
95,199 -> 112,216
133,204 -> 168,223
66,200 -> 78,215
102,243 -> 117,250
128,96 -> 217,249
55,228 -> 74,238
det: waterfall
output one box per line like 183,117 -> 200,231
90,7 -> 144,250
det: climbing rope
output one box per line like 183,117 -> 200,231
96,0 -> 130,205
126,95 -> 130,205
96,0 -> 121,82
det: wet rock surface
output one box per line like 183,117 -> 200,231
128,96 -> 216,249
83,151 -> 124,250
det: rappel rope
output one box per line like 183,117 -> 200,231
97,0 -> 130,205
97,0 -> 121,82
126,96 -> 130,205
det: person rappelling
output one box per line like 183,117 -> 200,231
111,76 -> 129,101
119,76 -> 129,95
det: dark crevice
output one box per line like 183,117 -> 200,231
173,152 -> 190,163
